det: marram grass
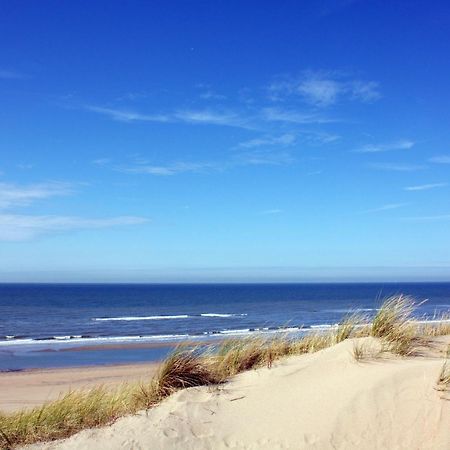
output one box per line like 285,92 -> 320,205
1,295 -> 449,449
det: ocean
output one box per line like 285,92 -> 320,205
1,282 -> 449,370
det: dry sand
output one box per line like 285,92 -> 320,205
25,336 -> 450,450
0,363 -> 158,413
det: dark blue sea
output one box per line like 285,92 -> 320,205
1,283 -> 449,370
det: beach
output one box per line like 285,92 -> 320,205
0,363 -> 158,413
24,336 -> 450,450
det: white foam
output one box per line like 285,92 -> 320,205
310,324 -> 338,329
0,334 -> 192,347
93,315 -> 190,321
200,313 -> 247,318
218,328 -> 251,335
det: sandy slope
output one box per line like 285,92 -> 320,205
28,337 -> 450,450
1,363 -> 158,413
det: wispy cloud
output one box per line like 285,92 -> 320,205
0,214 -> 148,241
429,155 -> 450,164
363,203 -> 408,213
297,77 -> 342,107
119,161 -> 215,176
234,149 -> 295,166
113,145 -> 296,176
174,109 -> 245,127
17,164 -> 33,170
0,182 -> 74,209
400,214 -> 450,222
262,107 -> 336,124
404,183 -> 447,191
86,105 -> 251,129
92,158 -> 112,166
196,83 -> 227,100
368,163 -> 426,172
198,90 -> 227,100
354,140 -> 414,153
268,71 -> 380,107
260,209 -> 283,215
85,105 -> 170,123
237,133 -> 296,149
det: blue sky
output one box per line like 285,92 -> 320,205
1,0 -> 450,282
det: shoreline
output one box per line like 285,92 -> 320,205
0,362 -> 159,413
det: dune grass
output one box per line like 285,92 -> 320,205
420,313 -> 450,337
0,385 -> 141,449
370,295 -> 419,356
1,295 -> 449,449
436,345 -> 450,393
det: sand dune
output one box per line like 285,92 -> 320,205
27,337 -> 450,450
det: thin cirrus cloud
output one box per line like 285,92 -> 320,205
261,107 -> 336,124
367,163 -> 426,172
403,183 -> 447,191
0,214 -> 149,241
429,155 -> 450,164
237,133 -> 296,149
363,203 -> 408,214
0,181 -> 149,240
119,161 -> 216,176
86,104 -> 336,129
85,105 -> 249,129
353,140 -> 414,153
260,209 -> 283,215
268,71 -> 380,107
85,105 -> 171,123
0,182 -> 74,209
115,148 -> 296,176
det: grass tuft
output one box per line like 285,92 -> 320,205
335,313 -> 365,343
436,345 -> 450,393
352,340 -> 382,362
371,295 -> 418,356
352,341 -> 366,361
436,362 -> 450,391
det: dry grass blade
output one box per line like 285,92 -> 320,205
214,337 -> 268,378
371,295 -> 418,356
352,339 -> 382,362
420,313 -> 450,337
352,341 -> 366,361
436,362 -> 450,392
335,313 -> 366,343
371,295 -> 415,338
